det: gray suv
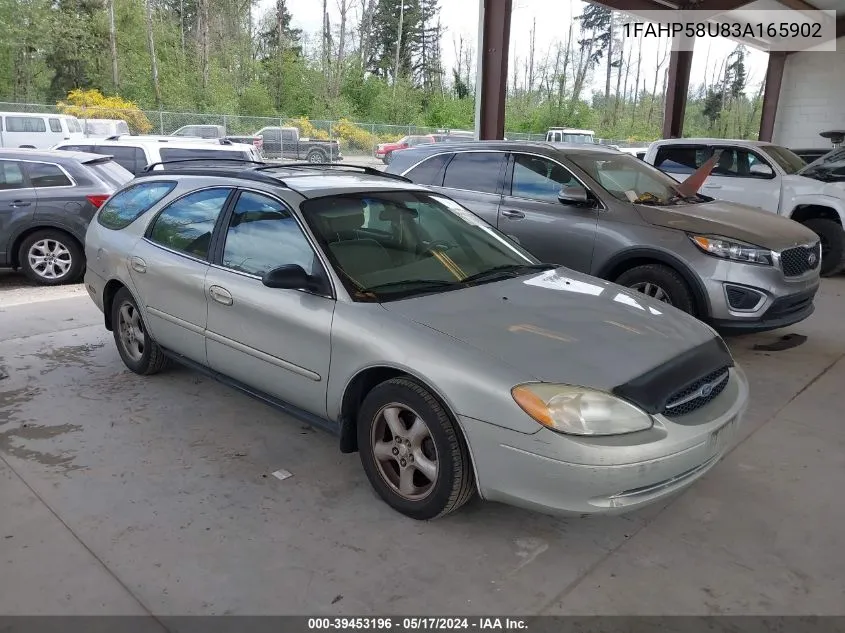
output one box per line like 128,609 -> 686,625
1,149 -> 132,284
387,142 -> 821,333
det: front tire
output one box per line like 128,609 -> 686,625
18,229 -> 84,286
802,218 -> 845,276
357,377 -> 475,520
615,264 -> 695,315
307,150 -> 327,163
111,288 -> 168,375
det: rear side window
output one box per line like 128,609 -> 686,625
67,118 -> 82,133
442,152 -> 505,194
98,145 -> 146,174
405,153 -> 451,186
28,162 -> 72,187
6,116 -> 47,133
148,188 -> 232,259
654,146 -> 711,174
0,160 -> 26,189
98,181 -> 176,230
159,148 -> 249,165
49,118 -> 62,132
86,160 -> 133,188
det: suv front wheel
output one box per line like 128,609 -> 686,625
615,264 -> 695,314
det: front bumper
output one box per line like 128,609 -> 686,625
459,366 -> 749,516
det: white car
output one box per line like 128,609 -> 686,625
82,118 -> 131,137
645,138 -> 845,276
52,137 -> 262,175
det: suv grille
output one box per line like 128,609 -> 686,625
781,243 -> 821,277
663,367 -> 730,417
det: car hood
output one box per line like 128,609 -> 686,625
382,269 -> 719,390
636,200 -> 819,250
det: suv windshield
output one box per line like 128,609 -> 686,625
764,145 -> 805,174
799,148 -> 845,181
301,191 -> 544,301
568,152 -> 691,205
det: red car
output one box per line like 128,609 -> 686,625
375,135 -> 436,164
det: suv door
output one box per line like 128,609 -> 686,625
432,151 -> 506,225
131,187 -> 234,364
499,152 -> 599,270
0,159 -> 35,264
205,189 -> 334,415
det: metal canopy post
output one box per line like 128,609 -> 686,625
477,0 -> 513,140
662,35 -> 694,139
759,52 -> 787,142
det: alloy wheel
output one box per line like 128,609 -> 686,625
630,281 -> 673,304
27,239 -> 72,280
117,301 -> 146,362
370,403 -> 439,501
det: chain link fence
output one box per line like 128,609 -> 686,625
0,101 -> 651,159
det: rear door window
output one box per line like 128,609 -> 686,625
442,152 -> 505,194
98,181 -> 177,229
653,146 -> 711,174
404,153 -> 451,186
148,188 -> 233,259
49,118 -> 62,133
27,162 -> 72,187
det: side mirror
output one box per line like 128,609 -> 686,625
262,264 -> 321,292
558,184 -> 590,205
749,163 -> 774,178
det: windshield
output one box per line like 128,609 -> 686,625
764,145 -> 805,174
800,148 -> 845,181
567,152 -> 691,205
300,191 -> 541,301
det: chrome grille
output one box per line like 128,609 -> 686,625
781,243 -> 821,277
663,367 -> 730,417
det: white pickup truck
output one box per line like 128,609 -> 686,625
644,138 -> 845,276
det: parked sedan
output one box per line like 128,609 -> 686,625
0,148 -> 132,284
85,163 -> 748,520
387,141 -> 822,333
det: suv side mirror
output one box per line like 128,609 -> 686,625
262,264 -> 322,292
749,163 -> 774,178
558,184 -> 590,205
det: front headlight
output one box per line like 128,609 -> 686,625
690,235 -> 774,266
511,384 -> 653,436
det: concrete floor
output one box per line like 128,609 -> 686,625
1,271 -> 844,616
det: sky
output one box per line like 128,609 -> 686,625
272,0 -> 769,96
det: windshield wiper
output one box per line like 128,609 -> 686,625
459,263 -> 556,285
361,279 -> 460,293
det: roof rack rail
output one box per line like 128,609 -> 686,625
141,158 -> 267,173
253,162 -> 411,183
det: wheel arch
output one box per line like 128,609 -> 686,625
102,279 -> 130,331
789,204 -> 843,225
595,247 -> 711,318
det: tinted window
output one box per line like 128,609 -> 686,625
149,188 -> 231,258
49,118 -> 62,133
510,154 -> 578,202
86,160 -> 133,188
98,181 -> 176,229
0,160 -> 26,190
98,145 -> 145,173
654,146 -> 711,174
159,148 -> 249,165
712,148 -> 773,178
28,162 -> 72,187
442,152 -> 504,194
6,116 -> 47,133
222,191 -> 320,277
56,145 -> 94,153
405,153 -> 450,185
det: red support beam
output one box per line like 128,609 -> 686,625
478,0 -> 513,140
759,52 -> 787,142
662,46 -> 694,139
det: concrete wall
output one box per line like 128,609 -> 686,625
772,37 -> 845,149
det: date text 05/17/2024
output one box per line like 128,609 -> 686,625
307,618 -> 528,631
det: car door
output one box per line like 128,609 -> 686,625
498,152 -> 599,271
0,159 -> 35,263
130,187 -> 235,364
204,189 -> 334,415
429,151 -> 505,226
703,146 -> 781,213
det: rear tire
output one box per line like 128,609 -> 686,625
357,377 -> 475,520
18,229 -> 84,286
111,288 -> 168,375
802,218 -> 844,276
615,264 -> 695,315
307,149 -> 327,163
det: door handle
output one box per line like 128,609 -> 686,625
129,256 -> 147,273
209,285 -> 234,306
9,200 -> 31,208
702,184 -> 722,189
501,209 -> 525,219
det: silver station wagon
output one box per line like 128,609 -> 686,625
84,163 -> 749,520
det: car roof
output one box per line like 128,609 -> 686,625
651,138 -> 775,148
0,148 -> 104,163
58,137 -> 252,150
390,140 -> 620,156
135,164 -> 429,198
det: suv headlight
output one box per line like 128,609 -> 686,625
511,384 -> 653,436
689,235 -> 774,266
